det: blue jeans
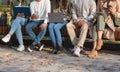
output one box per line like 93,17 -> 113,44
48,21 -> 68,45
9,16 -> 27,45
25,20 -> 47,43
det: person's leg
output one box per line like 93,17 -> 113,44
15,23 -> 25,51
36,20 -> 47,43
88,25 -> 98,58
15,17 -> 27,45
2,17 -> 23,43
15,22 -> 23,45
48,23 -> 56,45
25,21 -> 39,42
9,17 -> 27,35
88,41 -> 98,58
66,23 -> 77,46
48,23 -> 57,52
19,17 -> 27,26
73,23 -> 88,57
25,21 -> 40,52
54,22 -> 68,52
77,23 -> 88,47
88,15 -> 105,57
96,15 -> 106,50
54,21 -> 68,45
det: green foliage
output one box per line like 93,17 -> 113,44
0,5 -> 8,8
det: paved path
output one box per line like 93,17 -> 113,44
0,45 -> 120,72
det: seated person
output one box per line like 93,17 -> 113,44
25,0 -> 51,52
48,0 -> 72,54
1,0 -> 31,51
88,0 -> 116,58
66,0 -> 96,57
109,0 -> 120,26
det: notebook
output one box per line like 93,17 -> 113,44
13,6 -> 31,17
48,13 -> 65,23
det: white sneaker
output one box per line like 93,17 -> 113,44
2,34 -> 11,43
71,46 -> 77,52
17,45 -> 25,51
27,44 -> 35,52
27,46 -> 33,52
39,44 -> 44,51
73,46 -> 82,57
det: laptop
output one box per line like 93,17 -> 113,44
48,13 -> 65,23
13,6 -> 31,17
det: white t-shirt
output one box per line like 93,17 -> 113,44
30,0 -> 51,23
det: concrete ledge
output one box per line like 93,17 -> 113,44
0,37 -> 120,51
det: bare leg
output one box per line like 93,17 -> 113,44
96,30 -> 103,50
88,41 -> 98,58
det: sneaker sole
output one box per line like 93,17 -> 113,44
2,38 -> 9,43
73,52 -> 80,57
27,48 -> 33,52
39,44 -> 44,51
17,49 -> 25,52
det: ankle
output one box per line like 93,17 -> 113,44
76,45 -> 82,48
19,44 -> 24,46
97,39 -> 102,41
7,34 -> 11,37
32,42 -> 37,45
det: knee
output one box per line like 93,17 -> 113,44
12,17 -> 20,24
39,23 -> 47,30
98,15 -> 104,21
48,24 -> 54,30
15,17 -> 21,20
66,23 -> 72,29
18,25 -> 21,29
98,15 -> 104,18
82,23 -> 88,30
25,24 -> 30,31
54,25 -> 59,30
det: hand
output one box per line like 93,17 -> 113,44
95,14 -> 98,19
39,23 -> 47,30
78,19 -> 86,26
105,15 -> 111,22
73,19 -> 79,25
31,14 -> 39,19
63,18 -> 67,21
109,6 -> 116,16
17,13 -> 25,17
74,19 -> 79,23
